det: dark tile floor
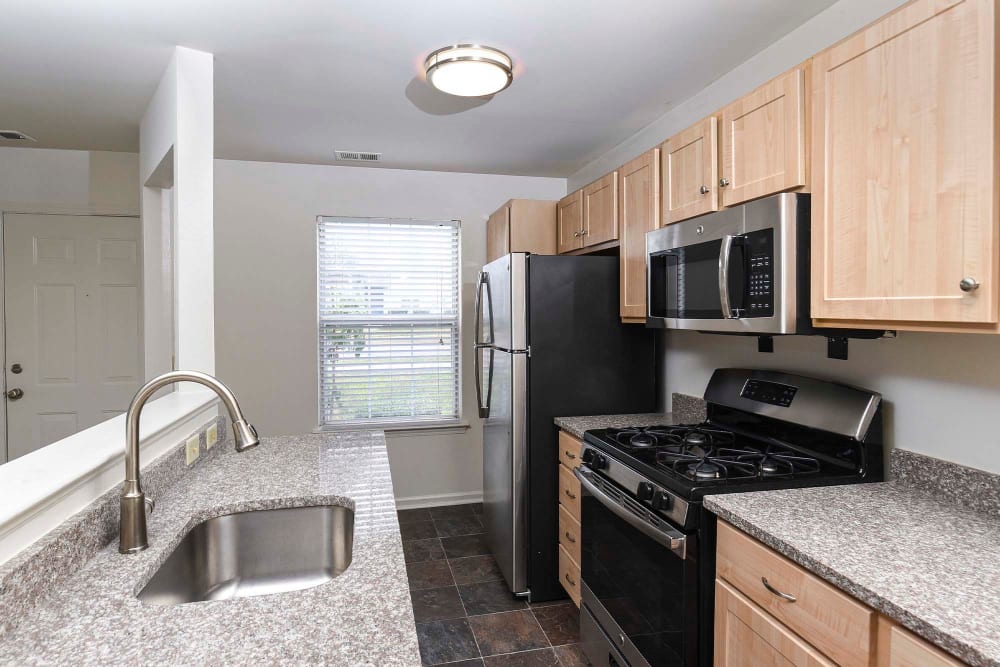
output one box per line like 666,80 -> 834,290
400,503 -> 591,667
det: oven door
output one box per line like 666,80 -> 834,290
576,467 -> 698,667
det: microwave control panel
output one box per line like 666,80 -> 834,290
745,230 -> 774,316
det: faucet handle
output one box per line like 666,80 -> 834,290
145,497 -> 155,514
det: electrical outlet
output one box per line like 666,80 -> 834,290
206,424 -> 219,449
186,435 -> 201,465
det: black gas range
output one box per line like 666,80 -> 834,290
575,369 -> 884,667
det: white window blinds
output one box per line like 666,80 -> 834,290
317,217 -> 461,426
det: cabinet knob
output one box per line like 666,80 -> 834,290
573,231 -> 580,237
699,185 -> 710,195
960,277 -> 980,292
719,178 -> 730,188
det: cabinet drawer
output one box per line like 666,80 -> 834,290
558,463 -> 581,521
559,544 -> 582,607
558,430 -> 582,469
558,504 -> 581,566
717,522 -> 874,667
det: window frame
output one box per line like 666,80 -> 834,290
314,216 -> 464,431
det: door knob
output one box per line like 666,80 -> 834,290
6,388 -> 24,401
699,185 -> 710,194
959,277 -> 980,292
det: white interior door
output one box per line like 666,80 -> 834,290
3,213 -> 143,460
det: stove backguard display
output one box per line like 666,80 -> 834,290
740,379 -> 798,407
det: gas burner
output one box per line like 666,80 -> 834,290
610,427 -> 680,450
750,448 -> 822,478
687,461 -> 722,480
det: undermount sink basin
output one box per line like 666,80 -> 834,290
137,505 -> 354,606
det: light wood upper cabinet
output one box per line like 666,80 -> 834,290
810,0 -> 998,328
486,199 -> 557,263
557,190 -> 584,253
486,205 -> 510,263
619,149 -> 660,321
714,578 -> 835,667
720,66 -> 807,207
582,171 -> 619,246
662,116 -> 718,224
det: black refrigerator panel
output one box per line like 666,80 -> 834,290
525,254 -> 656,601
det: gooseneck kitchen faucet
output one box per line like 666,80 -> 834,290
119,371 -> 260,554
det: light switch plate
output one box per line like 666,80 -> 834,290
186,435 -> 201,465
206,424 -> 219,449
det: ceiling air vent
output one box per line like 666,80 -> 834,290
0,130 -> 37,142
335,150 -> 382,162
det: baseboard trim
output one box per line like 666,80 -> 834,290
395,491 -> 483,510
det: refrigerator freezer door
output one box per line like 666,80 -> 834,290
482,348 -> 529,594
483,253 -> 527,352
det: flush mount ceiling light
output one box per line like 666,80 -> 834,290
424,44 -> 513,97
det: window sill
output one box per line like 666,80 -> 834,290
314,421 -> 471,437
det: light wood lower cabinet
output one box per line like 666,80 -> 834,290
717,521 -> 969,667
485,199 -> 557,263
618,149 -> 660,322
556,430 -> 584,607
558,462 -> 581,522
810,0 -> 999,331
714,578 -> 835,667
558,544 -> 581,607
877,617 -> 964,667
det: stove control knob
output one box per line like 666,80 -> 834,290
636,482 -> 655,502
581,448 -> 596,465
650,490 -> 672,511
591,453 -> 607,470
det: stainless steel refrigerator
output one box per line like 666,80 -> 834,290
475,253 -> 655,602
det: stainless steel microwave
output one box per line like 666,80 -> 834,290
646,192 -> 811,334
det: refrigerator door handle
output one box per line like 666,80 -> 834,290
475,346 -> 494,418
474,271 -> 495,348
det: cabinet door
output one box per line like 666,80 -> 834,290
878,618 -> 964,667
582,171 -> 618,247
811,0 -> 997,325
715,579 -> 836,667
619,149 -> 660,320
557,190 -> 583,253
662,116 -> 718,224
720,67 -> 806,207
486,204 -> 510,263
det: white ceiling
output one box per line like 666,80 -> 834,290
0,0 -> 837,177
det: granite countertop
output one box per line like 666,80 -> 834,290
0,431 -> 421,667
706,482 -> 1000,667
554,413 -> 676,439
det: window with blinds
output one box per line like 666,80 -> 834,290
317,217 -> 461,427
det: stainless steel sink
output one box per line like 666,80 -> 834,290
137,505 -> 354,605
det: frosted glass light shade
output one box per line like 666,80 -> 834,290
424,45 -> 513,97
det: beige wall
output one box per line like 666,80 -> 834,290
214,159 -> 566,505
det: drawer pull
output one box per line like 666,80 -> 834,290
564,573 -> 577,586
761,577 -> 797,602
564,450 -> 577,459
564,531 -> 576,543
564,489 -> 577,500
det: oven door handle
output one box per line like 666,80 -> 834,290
574,467 -> 687,559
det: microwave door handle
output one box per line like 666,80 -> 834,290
719,234 -> 737,319
574,467 -> 687,559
